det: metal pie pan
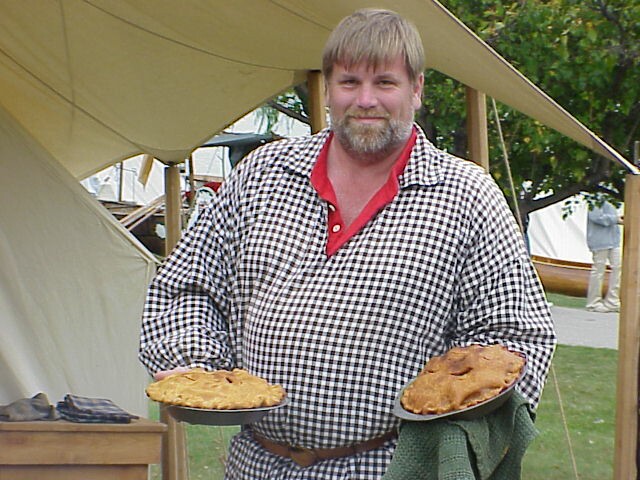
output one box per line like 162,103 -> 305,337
167,396 -> 289,426
393,361 -> 527,422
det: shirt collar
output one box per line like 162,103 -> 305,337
399,125 -> 443,189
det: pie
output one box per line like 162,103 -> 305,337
146,368 -> 287,410
400,344 -> 525,415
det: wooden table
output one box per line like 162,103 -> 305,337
0,418 -> 167,480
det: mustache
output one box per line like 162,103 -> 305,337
344,108 -> 390,119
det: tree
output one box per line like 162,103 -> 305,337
423,0 -> 640,222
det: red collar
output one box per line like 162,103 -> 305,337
310,128 -> 417,256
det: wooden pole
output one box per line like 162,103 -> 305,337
307,70 -> 327,133
138,154 -> 154,186
164,162 -> 183,256
118,162 -> 124,202
187,155 -> 196,209
161,160 -> 189,480
160,406 -> 189,480
613,173 -> 640,480
465,86 -> 490,171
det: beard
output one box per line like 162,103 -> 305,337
331,108 -> 413,159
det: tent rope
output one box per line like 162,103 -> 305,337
490,98 -> 523,233
490,98 -> 580,480
550,364 -> 580,479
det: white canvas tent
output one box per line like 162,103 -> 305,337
0,105 -> 155,414
1,1 -> 639,477
529,201 -> 592,264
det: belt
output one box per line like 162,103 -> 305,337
253,430 -> 397,467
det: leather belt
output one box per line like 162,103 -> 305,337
253,430 -> 397,467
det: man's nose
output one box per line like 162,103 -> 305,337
356,84 -> 378,109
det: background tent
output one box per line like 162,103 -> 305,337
0,104 -> 155,414
530,201 -> 592,264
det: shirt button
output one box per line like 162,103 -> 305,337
328,204 -> 336,212
332,224 -> 341,233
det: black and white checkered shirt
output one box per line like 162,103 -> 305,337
139,126 -> 556,479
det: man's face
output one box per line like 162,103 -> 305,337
326,56 -> 423,158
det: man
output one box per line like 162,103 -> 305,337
139,9 -> 556,479
586,200 -> 623,313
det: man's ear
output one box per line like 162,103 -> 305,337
412,73 -> 424,110
324,76 -> 330,104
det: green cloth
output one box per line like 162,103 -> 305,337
383,391 -> 537,480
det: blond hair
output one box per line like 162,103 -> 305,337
322,9 -> 425,83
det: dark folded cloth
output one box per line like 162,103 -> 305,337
56,394 -> 139,423
0,392 -> 59,421
383,391 -> 537,480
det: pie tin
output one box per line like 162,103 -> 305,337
393,360 -> 527,422
166,396 -> 289,426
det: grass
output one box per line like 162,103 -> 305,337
148,293 -> 616,479
524,291 -> 617,479
546,291 -> 587,310
523,345 -> 617,479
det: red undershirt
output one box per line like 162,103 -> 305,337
310,127 -> 417,257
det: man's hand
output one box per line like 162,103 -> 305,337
154,366 -> 191,381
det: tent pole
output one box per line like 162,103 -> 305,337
187,155 -> 196,209
164,162 -> 183,255
307,70 -> 327,133
138,154 -> 155,186
161,160 -> 189,480
613,173 -> 640,479
118,162 -> 125,202
465,87 -> 490,171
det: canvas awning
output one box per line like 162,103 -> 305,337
0,0 -> 637,177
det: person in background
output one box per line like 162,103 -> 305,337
586,200 -> 623,313
139,8 -> 556,479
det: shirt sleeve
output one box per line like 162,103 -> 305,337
138,178 -> 240,376
451,172 -> 557,409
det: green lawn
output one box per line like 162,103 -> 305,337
546,291 -> 587,310
523,345 -> 616,479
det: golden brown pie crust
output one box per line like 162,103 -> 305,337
400,344 -> 525,415
146,368 -> 287,409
